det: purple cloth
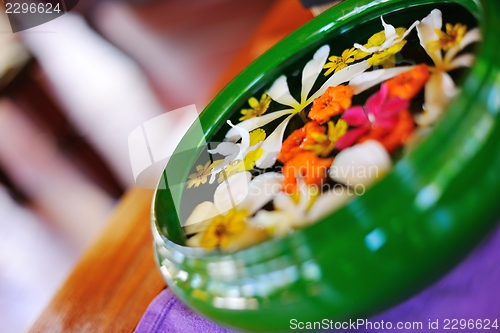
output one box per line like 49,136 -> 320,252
135,224 -> 500,333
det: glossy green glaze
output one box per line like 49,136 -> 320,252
152,0 -> 500,331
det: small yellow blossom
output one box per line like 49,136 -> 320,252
305,119 -> 348,157
429,23 -> 467,52
239,94 -> 271,121
323,48 -> 358,76
199,208 -> 248,249
186,160 -> 212,188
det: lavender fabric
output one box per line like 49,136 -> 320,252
135,223 -> 500,333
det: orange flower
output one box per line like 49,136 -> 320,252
282,151 -> 333,194
359,109 -> 415,153
308,85 -> 354,124
278,121 -> 325,164
386,64 -> 430,100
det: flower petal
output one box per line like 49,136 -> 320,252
416,71 -> 457,126
213,171 -> 252,215
306,189 -> 352,222
226,109 -> 294,140
348,66 -> 416,95
417,9 -> 443,65
365,83 -> 389,116
335,126 -> 370,150
379,97 -> 409,118
447,53 -> 475,71
256,114 -> 295,168
343,106 -> 368,126
248,210 -> 292,237
183,201 -> 219,228
267,75 -> 300,109
301,45 -> 330,104
243,172 -> 284,214
309,60 -> 371,102
330,140 -> 392,187
459,27 -> 481,50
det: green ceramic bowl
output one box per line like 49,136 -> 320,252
152,0 -> 500,331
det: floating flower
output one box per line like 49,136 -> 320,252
225,45 -> 371,169
329,140 -> 392,188
415,9 -> 481,126
358,109 -> 415,153
323,48 -> 358,75
308,85 -> 354,124
239,93 -> 272,121
354,17 -> 419,67
186,160 -> 213,188
305,119 -> 348,157
185,172 -> 284,250
278,121 -> 325,164
217,128 -> 266,183
282,151 -> 333,194
208,122 -> 266,183
385,64 -> 430,100
428,23 -> 467,52
249,178 -> 352,235
336,84 -> 409,150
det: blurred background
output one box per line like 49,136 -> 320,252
0,0 -> 289,331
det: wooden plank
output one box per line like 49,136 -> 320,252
28,188 -> 165,333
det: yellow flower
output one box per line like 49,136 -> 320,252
239,93 -> 271,121
186,160 -> 212,188
428,23 -> 467,52
305,119 -> 348,157
199,208 -> 248,249
356,27 -> 408,67
323,48 -> 358,76
217,129 -> 266,183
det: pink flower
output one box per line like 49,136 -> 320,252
336,83 -> 408,150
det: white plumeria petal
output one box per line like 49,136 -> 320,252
459,27 -> 481,50
354,17 -> 419,53
382,16 -> 397,42
417,9 -> 443,65
306,189 -> 352,223
208,141 -> 240,156
267,75 -> 301,109
249,210 -> 292,237
207,140 -> 241,183
225,108 -> 294,140
329,140 -> 392,187
447,53 -> 475,71
416,71 -> 458,126
348,65 -> 416,95
308,60 -> 371,102
255,113 -> 295,168
183,201 -> 219,230
274,193 -> 305,221
301,45 -> 330,104
213,171 -> 252,215
227,120 -> 250,151
243,172 -> 284,214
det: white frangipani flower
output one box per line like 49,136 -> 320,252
226,45 -> 371,169
207,120 -> 262,183
249,178 -> 352,236
415,9 -> 481,126
184,171 -> 284,235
